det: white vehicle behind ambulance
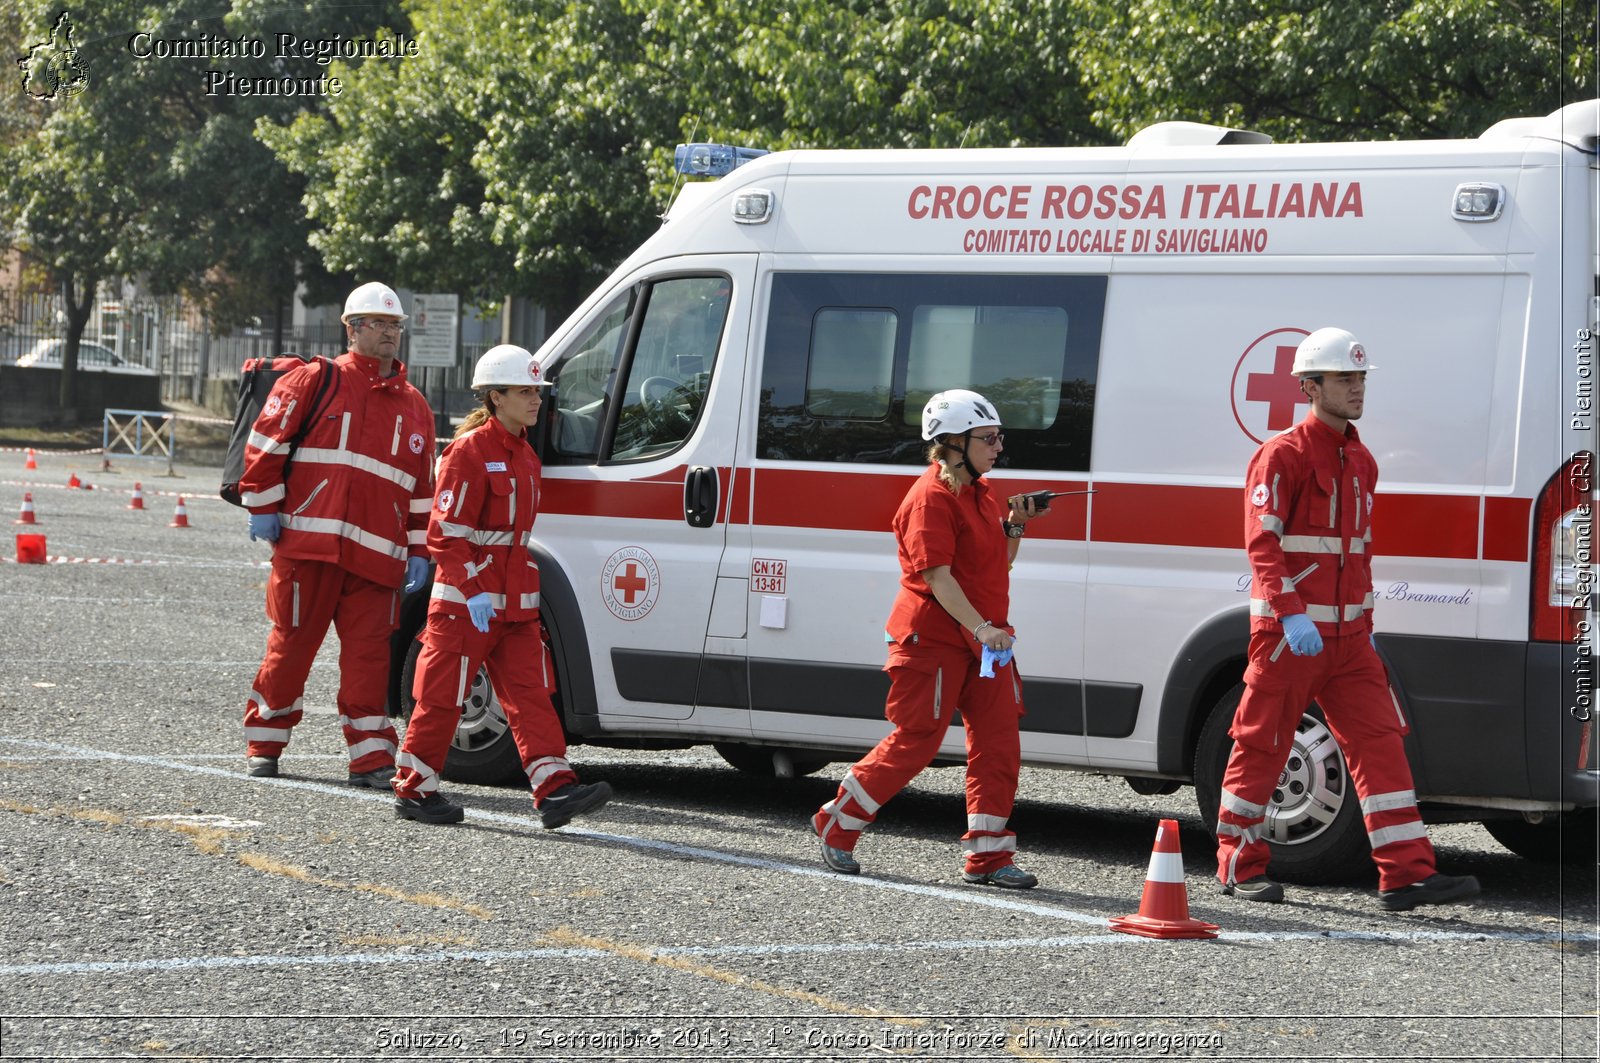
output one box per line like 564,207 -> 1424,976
392,100 -> 1599,880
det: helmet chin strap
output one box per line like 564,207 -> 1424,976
947,432 -> 982,482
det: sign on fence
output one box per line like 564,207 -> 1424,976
408,294 -> 459,368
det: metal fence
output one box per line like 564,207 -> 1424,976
0,286 -> 494,421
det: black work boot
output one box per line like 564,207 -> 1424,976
1379,873 -> 1481,912
539,781 -> 612,829
246,756 -> 279,778
394,792 -> 465,825
1216,876 -> 1285,903
348,764 -> 396,788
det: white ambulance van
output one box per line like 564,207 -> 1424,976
393,100 -> 1598,881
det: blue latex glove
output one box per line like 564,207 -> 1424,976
247,512 -> 280,543
1282,613 -> 1323,657
466,592 -> 495,633
404,556 -> 429,594
979,641 -> 1015,678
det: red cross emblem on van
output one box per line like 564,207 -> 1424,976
1230,327 -> 1312,444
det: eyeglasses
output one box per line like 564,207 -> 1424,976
973,430 -> 1005,446
359,319 -> 405,333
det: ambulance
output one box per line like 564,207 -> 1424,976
391,99 -> 1598,881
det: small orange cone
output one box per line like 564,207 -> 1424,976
67,473 -> 81,489
15,532 -> 45,563
24,448 -> 37,470
14,493 -> 37,525
169,496 -> 190,528
128,483 -> 145,510
1108,818 -> 1219,940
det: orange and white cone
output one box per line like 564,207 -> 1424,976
128,483 -> 145,510
67,473 -> 81,489
14,493 -> 37,525
169,496 -> 190,528
1108,818 -> 1220,940
24,448 -> 37,470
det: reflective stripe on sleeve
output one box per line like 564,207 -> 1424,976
1259,514 -> 1284,538
240,485 -> 286,507
247,430 -> 290,455
429,582 -> 540,611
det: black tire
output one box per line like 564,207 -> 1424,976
1194,683 -> 1372,884
713,742 -> 831,778
399,637 -> 523,786
1485,808 -> 1599,865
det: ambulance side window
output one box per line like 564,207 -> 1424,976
759,273 -> 1106,471
609,276 -> 730,463
544,275 -> 732,465
547,291 -> 634,464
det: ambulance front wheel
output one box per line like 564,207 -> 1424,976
399,637 -> 525,786
713,742 -> 831,779
1193,684 -> 1372,885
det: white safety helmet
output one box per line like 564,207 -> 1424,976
1292,326 -> 1375,376
921,388 -> 1001,441
341,281 -> 408,323
471,344 -> 550,390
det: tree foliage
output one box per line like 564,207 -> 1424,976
1075,0 -> 1596,143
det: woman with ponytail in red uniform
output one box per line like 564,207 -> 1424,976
392,344 -> 611,829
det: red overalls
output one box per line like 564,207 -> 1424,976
813,464 -> 1026,876
239,352 -> 435,770
1217,412 -> 1435,891
392,417 -> 578,805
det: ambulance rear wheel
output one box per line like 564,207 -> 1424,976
399,638 -> 524,786
1194,684 -> 1372,884
713,742 -> 831,778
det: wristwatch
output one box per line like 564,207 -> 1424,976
1003,521 -> 1026,539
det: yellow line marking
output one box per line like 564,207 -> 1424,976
1,799 -> 493,919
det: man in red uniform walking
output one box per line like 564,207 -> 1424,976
1216,326 -> 1480,911
239,282 -> 436,786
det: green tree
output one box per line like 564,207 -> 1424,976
1075,0 -> 1596,143
1,0 -> 407,415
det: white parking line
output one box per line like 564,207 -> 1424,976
1,734 -> 1593,979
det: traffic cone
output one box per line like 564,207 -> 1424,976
24,448 -> 37,470
169,496 -> 190,528
128,483 -> 145,510
14,493 -> 37,525
67,473 -> 80,489
1108,818 -> 1220,940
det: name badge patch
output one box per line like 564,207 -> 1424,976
485,461 -> 507,472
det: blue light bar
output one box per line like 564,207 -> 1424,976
673,143 -> 770,178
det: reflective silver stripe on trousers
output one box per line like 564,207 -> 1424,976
347,736 -> 396,760
279,515 -> 407,561
528,756 -> 571,790
292,445 -> 417,492
1369,820 -> 1428,850
839,768 -> 881,815
430,582 -> 540,611
1360,789 -> 1418,816
251,693 -> 303,721
244,726 -> 289,742
968,813 -> 1010,833
455,654 -> 470,709
963,835 -> 1018,855
396,751 -> 439,794
1220,788 -> 1267,820
822,804 -> 871,831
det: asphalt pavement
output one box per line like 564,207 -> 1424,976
0,448 -> 1595,1061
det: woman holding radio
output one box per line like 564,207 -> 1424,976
810,389 -> 1049,888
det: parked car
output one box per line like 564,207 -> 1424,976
16,339 -> 157,375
